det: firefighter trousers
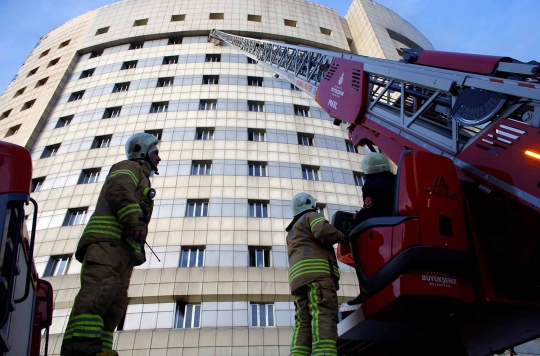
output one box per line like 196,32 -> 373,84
290,276 -> 339,356
61,241 -> 134,356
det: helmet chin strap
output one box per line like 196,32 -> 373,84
144,145 -> 159,175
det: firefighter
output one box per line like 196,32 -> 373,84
61,133 -> 161,356
286,192 -> 348,356
353,152 -> 396,227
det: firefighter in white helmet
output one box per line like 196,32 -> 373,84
61,133 -> 160,356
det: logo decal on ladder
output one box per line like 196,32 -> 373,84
338,71 -> 345,85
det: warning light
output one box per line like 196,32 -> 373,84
524,149 -> 540,161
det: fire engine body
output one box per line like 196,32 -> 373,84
209,30 -> 540,355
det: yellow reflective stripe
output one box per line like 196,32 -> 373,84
310,217 -> 326,231
67,314 -> 103,324
83,229 -> 122,239
289,268 -> 331,282
126,237 -> 142,253
308,283 -> 320,342
117,204 -> 142,220
290,259 -> 329,274
85,224 -> 122,233
109,169 -> 139,186
88,216 -> 122,227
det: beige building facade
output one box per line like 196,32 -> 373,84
0,0 -> 435,355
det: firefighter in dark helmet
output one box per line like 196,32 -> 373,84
286,192 -> 347,356
61,133 -> 160,356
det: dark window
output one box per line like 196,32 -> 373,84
21,99 -> 36,111
79,168 -> 101,184
27,67 -> 38,77
171,14 -> 186,21
199,100 -> 217,111
248,101 -> 264,112
175,303 -> 201,328
13,87 -> 26,98
294,105 -> 310,117
186,201 -> 209,217
298,133 -> 314,146
121,60 -> 138,70
89,50 -> 103,58
354,172 -> 365,186
302,165 -> 320,181
196,128 -> 215,140
320,27 -> 332,36
150,102 -> 169,113
247,57 -> 257,64
56,115 -> 73,128
249,200 -> 269,218
248,76 -> 263,87
44,255 -> 72,277
290,84 -> 301,91
79,68 -> 95,79
284,19 -> 297,27
250,303 -> 274,326
346,140 -> 358,153
5,125 -> 21,138
64,208 -> 88,226
157,77 -> 174,87
191,161 -> 212,175
163,56 -> 179,65
95,27 -> 109,35
315,204 -> 326,217
129,41 -> 144,50
103,107 -> 122,119
205,54 -> 221,62
180,247 -> 205,267
92,135 -> 112,149
133,18 -> 149,26
31,177 -> 45,192
68,91 -> 85,102
58,39 -> 71,48
168,37 -> 183,45
0,109 -> 12,120
47,58 -> 60,67
209,13 -> 224,20
41,144 -> 60,159
248,128 -> 266,142
248,162 -> 267,177
249,247 -> 271,267
247,14 -> 262,22
35,77 -> 49,88
202,75 -> 219,85
145,129 -> 163,140
39,49 -> 50,58
113,82 -> 130,92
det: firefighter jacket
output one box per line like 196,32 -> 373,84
353,171 -> 396,227
75,159 -> 154,266
286,210 -> 347,294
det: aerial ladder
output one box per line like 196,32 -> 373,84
209,30 -> 540,355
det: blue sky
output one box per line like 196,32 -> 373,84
0,0 -> 538,92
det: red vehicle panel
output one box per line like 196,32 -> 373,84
414,50 -> 510,75
0,141 -> 33,195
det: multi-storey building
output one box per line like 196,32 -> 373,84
0,0 -> 434,354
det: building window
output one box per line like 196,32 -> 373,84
202,75 -> 219,85
92,135 -> 112,149
284,19 -> 297,27
205,54 -> 221,62
168,37 -> 183,45
209,13 -> 224,20
247,14 -> 262,22
186,200 -> 209,217
157,77 -> 174,87
250,303 -> 275,327
102,107 -> 121,119
171,14 -> 186,21
346,140 -> 358,153
27,67 -> 38,77
145,129 -> 163,140
248,128 -> 266,142
175,303 -> 201,328
44,255 -> 71,277
150,102 -> 169,113
121,60 -> 137,70
21,99 -> 36,111
191,161 -> 212,175
56,115 -> 73,128
247,57 -> 257,64
69,90 -> 85,102
354,172 -> 365,186
315,204 -> 326,217
31,177 -> 45,193
5,125 -> 21,138
249,200 -> 269,218
39,49 -> 50,58
298,133 -> 314,146
1,109 -> 12,120
294,105 -> 310,117
249,247 -> 271,267
35,77 -> 49,88
163,56 -> 179,65
291,84 -> 301,91
80,68 -> 95,79
302,166 -> 320,181
47,58 -> 60,67
248,162 -> 267,177
79,168 -> 101,184
180,247 -> 205,267
248,76 -> 264,87
89,50 -> 103,58
58,39 -> 71,48
196,128 -> 215,140
113,82 -> 130,92
129,41 -> 144,50
320,27 -> 333,36
41,144 -> 60,159
133,18 -> 149,26
95,27 -> 109,35
199,99 -> 217,111
64,208 -> 88,226
248,101 -> 264,112
13,87 -> 26,98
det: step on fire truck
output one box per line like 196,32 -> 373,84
208,30 -> 540,356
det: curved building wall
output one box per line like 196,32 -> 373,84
0,1 -> 434,355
